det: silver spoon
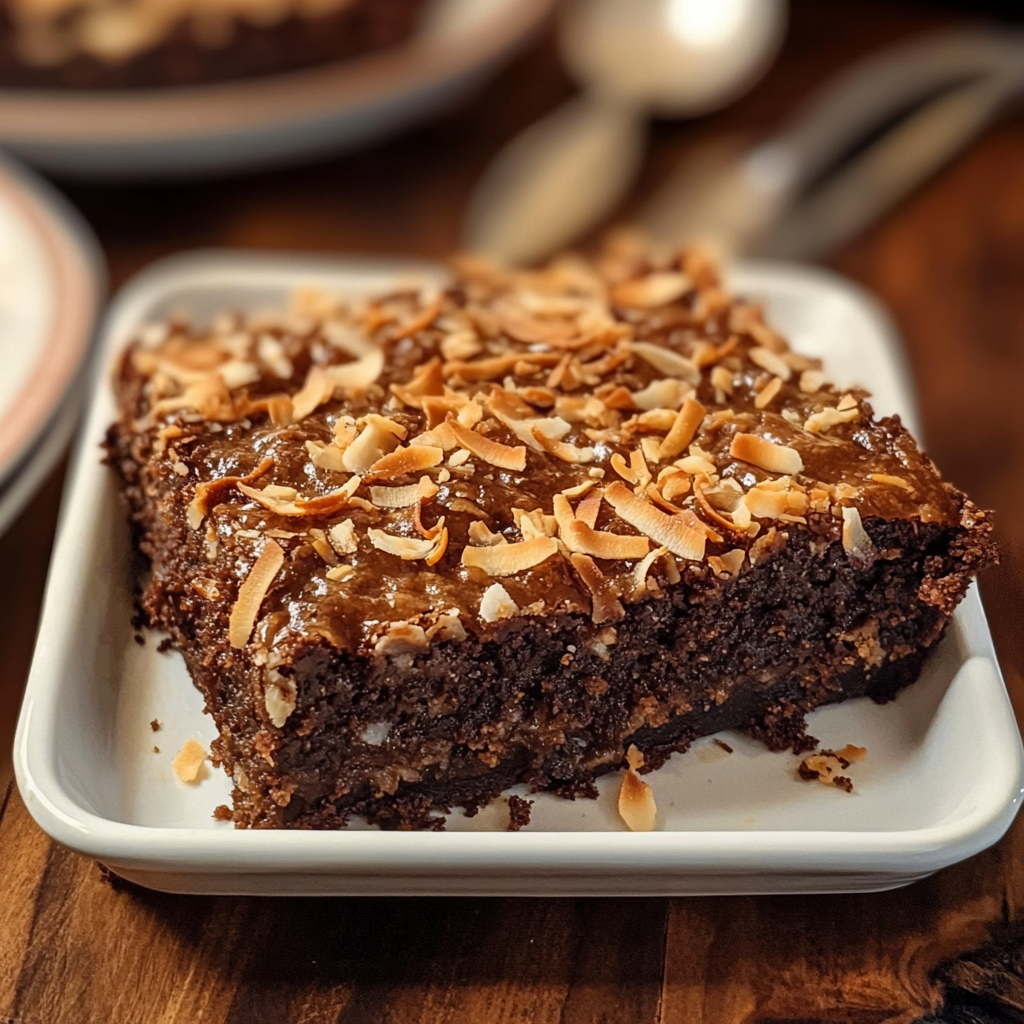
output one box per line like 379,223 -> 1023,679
463,0 -> 787,265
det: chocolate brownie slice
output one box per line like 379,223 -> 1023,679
0,0 -> 428,89
106,240 -> 996,830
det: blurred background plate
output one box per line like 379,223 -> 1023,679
0,0 -> 556,180
0,154 -> 102,536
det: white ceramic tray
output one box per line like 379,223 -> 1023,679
15,252 -> 1023,896
0,0 -> 555,179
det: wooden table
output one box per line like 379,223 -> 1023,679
4,2 -> 1024,1020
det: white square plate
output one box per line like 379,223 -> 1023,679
15,252 -> 1023,896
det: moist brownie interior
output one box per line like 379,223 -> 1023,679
106,237 -> 996,830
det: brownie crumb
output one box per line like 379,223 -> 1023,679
213,804 -> 233,822
134,633 -> 145,645
150,719 -> 161,732
797,745 -> 865,793
156,638 -> 173,654
714,739 -> 734,754
507,795 -> 534,831
153,746 -> 160,754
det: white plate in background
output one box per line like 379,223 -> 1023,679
0,153 -> 102,535
14,252 -> 1022,895
0,0 -> 556,179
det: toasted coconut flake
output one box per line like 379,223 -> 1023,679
421,393 -> 469,428
748,346 -> 792,381
368,529 -> 437,560
424,525 -> 449,566
677,455 -> 716,476
610,452 -> 638,484
440,330 -> 482,362
445,352 -> 559,382
510,509 -> 553,542
448,416 -> 527,471
743,485 -> 790,519
228,539 -> 285,649
479,582 -> 520,623
660,471 -> 691,502
658,396 -> 706,460
631,378 -> 691,411
841,506 -> 875,560
309,530 -> 339,565
329,519 -> 358,555
754,376 -> 784,409
450,497 -> 488,519
305,440 -> 349,473
799,369 -> 826,393
804,406 -> 859,434
612,272 -> 691,308
618,744 -> 657,831
187,457 -> 274,530
172,738 -> 206,783
364,445 -> 444,481
729,433 -> 803,475
530,426 -> 595,464
370,475 -> 438,509
290,365 -> 334,423
565,520 -> 650,560
326,564 -> 355,582
469,520 -> 507,547
693,479 -> 745,534
708,548 -> 746,579
636,409 -> 678,432
644,484 -> 684,514
869,473 -> 914,491
837,393 -> 858,411
629,449 -> 651,488
413,421 -> 459,451
551,493 -> 576,540
462,535 -> 558,575
457,400 -> 484,429
632,545 -> 669,590
390,294 -> 442,341
710,365 -> 734,400
640,437 -> 663,465
570,552 -> 625,624
561,479 -> 598,498
342,415 -> 405,474
575,491 -> 602,529
390,357 -> 444,408
236,482 -> 301,515
630,342 -> 701,384
604,482 -> 706,561
486,393 -> 573,451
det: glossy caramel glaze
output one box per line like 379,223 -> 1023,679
110,243 -> 964,668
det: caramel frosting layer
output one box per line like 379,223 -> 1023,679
113,238 -> 962,659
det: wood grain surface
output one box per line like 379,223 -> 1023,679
4,2 -> 1024,1021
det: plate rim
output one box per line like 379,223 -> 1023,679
14,250 -> 1023,891
0,153 -> 103,481
0,0 -> 557,143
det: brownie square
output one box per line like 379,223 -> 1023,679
106,241 -> 995,829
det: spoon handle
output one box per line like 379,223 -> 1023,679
462,92 -> 646,266
640,27 -> 1024,260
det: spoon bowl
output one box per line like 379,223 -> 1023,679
560,0 -> 788,116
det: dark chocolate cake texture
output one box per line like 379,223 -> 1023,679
106,239 -> 996,830
0,0 -> 428,89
